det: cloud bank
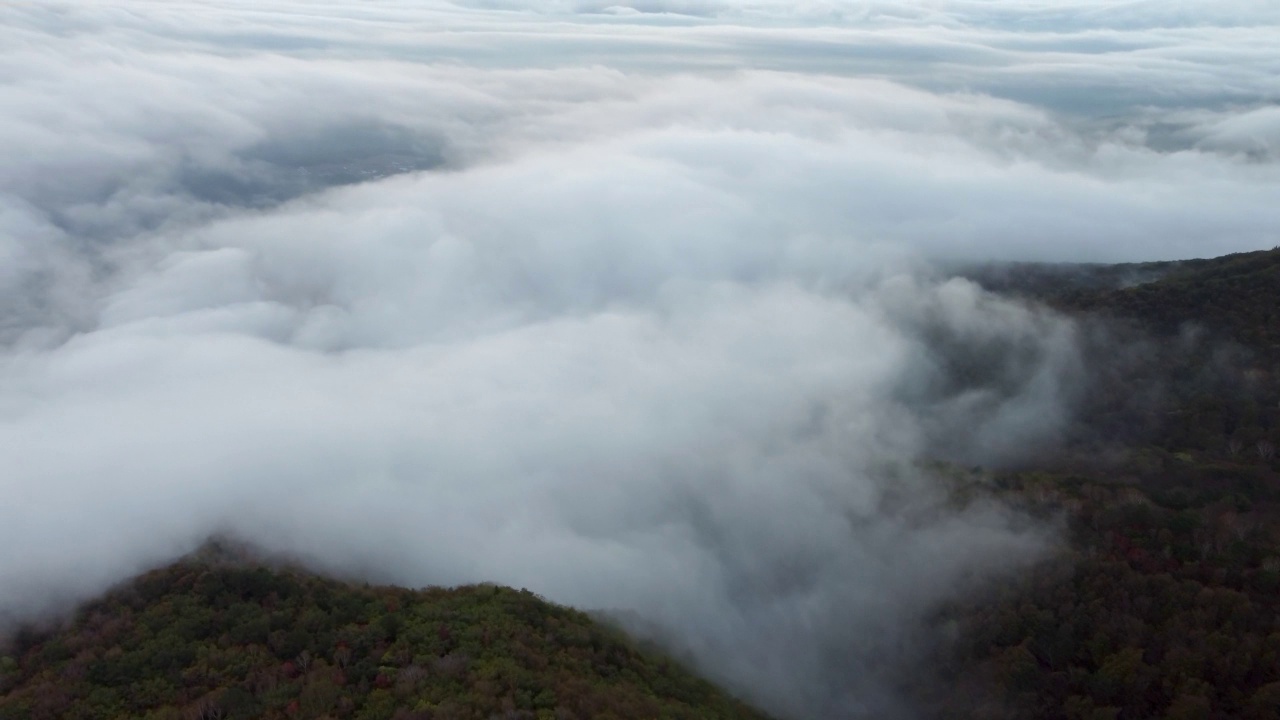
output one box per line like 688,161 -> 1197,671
1,1 -> 1277,718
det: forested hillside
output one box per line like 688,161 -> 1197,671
920,464 -> 1280,720
965,248 -> 1280,465
1053,247 -> 1280,356
0,553 -> 771,720
928,248 -> 1280,720
965,247 -> 1280,347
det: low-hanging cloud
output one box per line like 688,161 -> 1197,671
2,1 -> 1278,718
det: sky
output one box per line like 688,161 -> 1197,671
1,2 -> 1278,718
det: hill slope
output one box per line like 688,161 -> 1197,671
967,247 -> 1280,360
965,248 -> 1280,464
923,247 -> 1280,720
0,558 -> 771,720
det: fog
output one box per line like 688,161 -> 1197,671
2,1 -> 1277,718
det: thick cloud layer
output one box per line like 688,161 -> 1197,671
2,2 -> 1277,718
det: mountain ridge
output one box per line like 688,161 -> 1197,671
0,550 -> 773,720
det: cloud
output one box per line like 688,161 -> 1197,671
1,267 -> 1063,717
0,1 -> 1277,718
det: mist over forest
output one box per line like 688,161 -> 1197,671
2,2 -> 1278,719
